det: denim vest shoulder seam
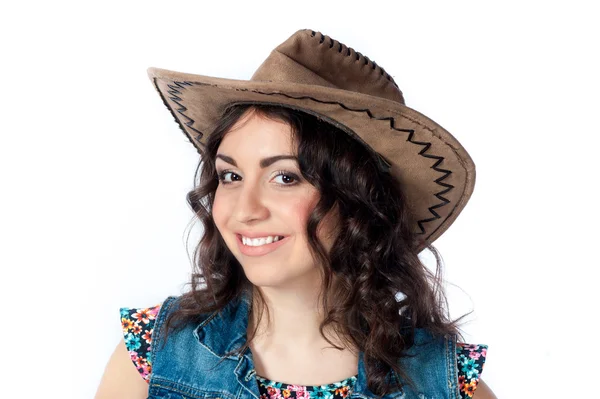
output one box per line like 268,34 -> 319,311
151,297 -> 178,352
148,295 -> 178,385
445,333 -> 459,399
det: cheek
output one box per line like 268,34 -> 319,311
211,189 -> 229,231
285,193 -> 319,235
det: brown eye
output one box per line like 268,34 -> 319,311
217,170 -> 240,184
273,170 -> 300,186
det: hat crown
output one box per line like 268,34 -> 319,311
251,30 -> 405,104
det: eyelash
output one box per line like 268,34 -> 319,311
217,169 -> 300,186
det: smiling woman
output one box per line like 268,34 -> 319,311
95,29 -> 495,399
212,107 -> 338,289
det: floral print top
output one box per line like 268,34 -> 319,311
121,305 -> 487,399
256,375 -> 357,399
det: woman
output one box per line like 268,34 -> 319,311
96,30 -> 496,399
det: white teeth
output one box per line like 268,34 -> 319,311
241,235 -> 284,246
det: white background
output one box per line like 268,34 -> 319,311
1,1 -> 598,398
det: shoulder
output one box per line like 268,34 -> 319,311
118,295 -> 190,382
120,303 -> 163,383
95,304 -> 165,399
404,330 -> 490,398
95,338 -> 150,398
471,379 -> 497,399
455,342 -> 489,399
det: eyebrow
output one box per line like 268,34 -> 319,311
215,154 -> 298,168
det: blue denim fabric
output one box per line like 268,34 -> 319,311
148,293 -> 459,399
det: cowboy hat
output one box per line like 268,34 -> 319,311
147,29 -> 475,249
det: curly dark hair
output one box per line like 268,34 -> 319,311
160,103 -> 464,397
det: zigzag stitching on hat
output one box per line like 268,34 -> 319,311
152,78 -> 205,152
165,81 -> 203,141
243,90 -> 454,236
405,132 -> 453,235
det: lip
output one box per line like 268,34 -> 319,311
235,234 -> 289,257
235,230 -> 287,239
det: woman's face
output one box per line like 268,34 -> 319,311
212,109 -> 337,289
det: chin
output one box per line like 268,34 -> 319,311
241,263 -> 321,290
241,267 -> 290,289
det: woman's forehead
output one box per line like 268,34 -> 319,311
217,113 -> 298,154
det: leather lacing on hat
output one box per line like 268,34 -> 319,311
309,30 -> 399,89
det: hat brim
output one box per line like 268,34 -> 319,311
148,67 -> 475,249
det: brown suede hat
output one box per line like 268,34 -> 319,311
148,29 -> 475,249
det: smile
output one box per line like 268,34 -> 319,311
236,234 -> 289,257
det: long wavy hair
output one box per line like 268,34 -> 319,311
161,103 -> 464,397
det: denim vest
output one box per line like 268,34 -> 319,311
148,294 -> 460,399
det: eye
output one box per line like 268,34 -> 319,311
217,170 -> 240,184
272,170 -> 299,186
217,169 -> 299,186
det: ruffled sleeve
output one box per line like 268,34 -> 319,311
120,304 -> 162,383
456,343 -> 488,398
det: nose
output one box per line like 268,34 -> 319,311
232,182 -> 270,224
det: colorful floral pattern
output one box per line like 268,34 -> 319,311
120,305 -> 487,399
456,343 -> 488,398
257,375 -> 356,399
120,304 -> 160,381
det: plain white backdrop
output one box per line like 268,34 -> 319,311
1,1 -> 598,398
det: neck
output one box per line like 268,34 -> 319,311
245,276 -> 360,384
248,277 -> 345,349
